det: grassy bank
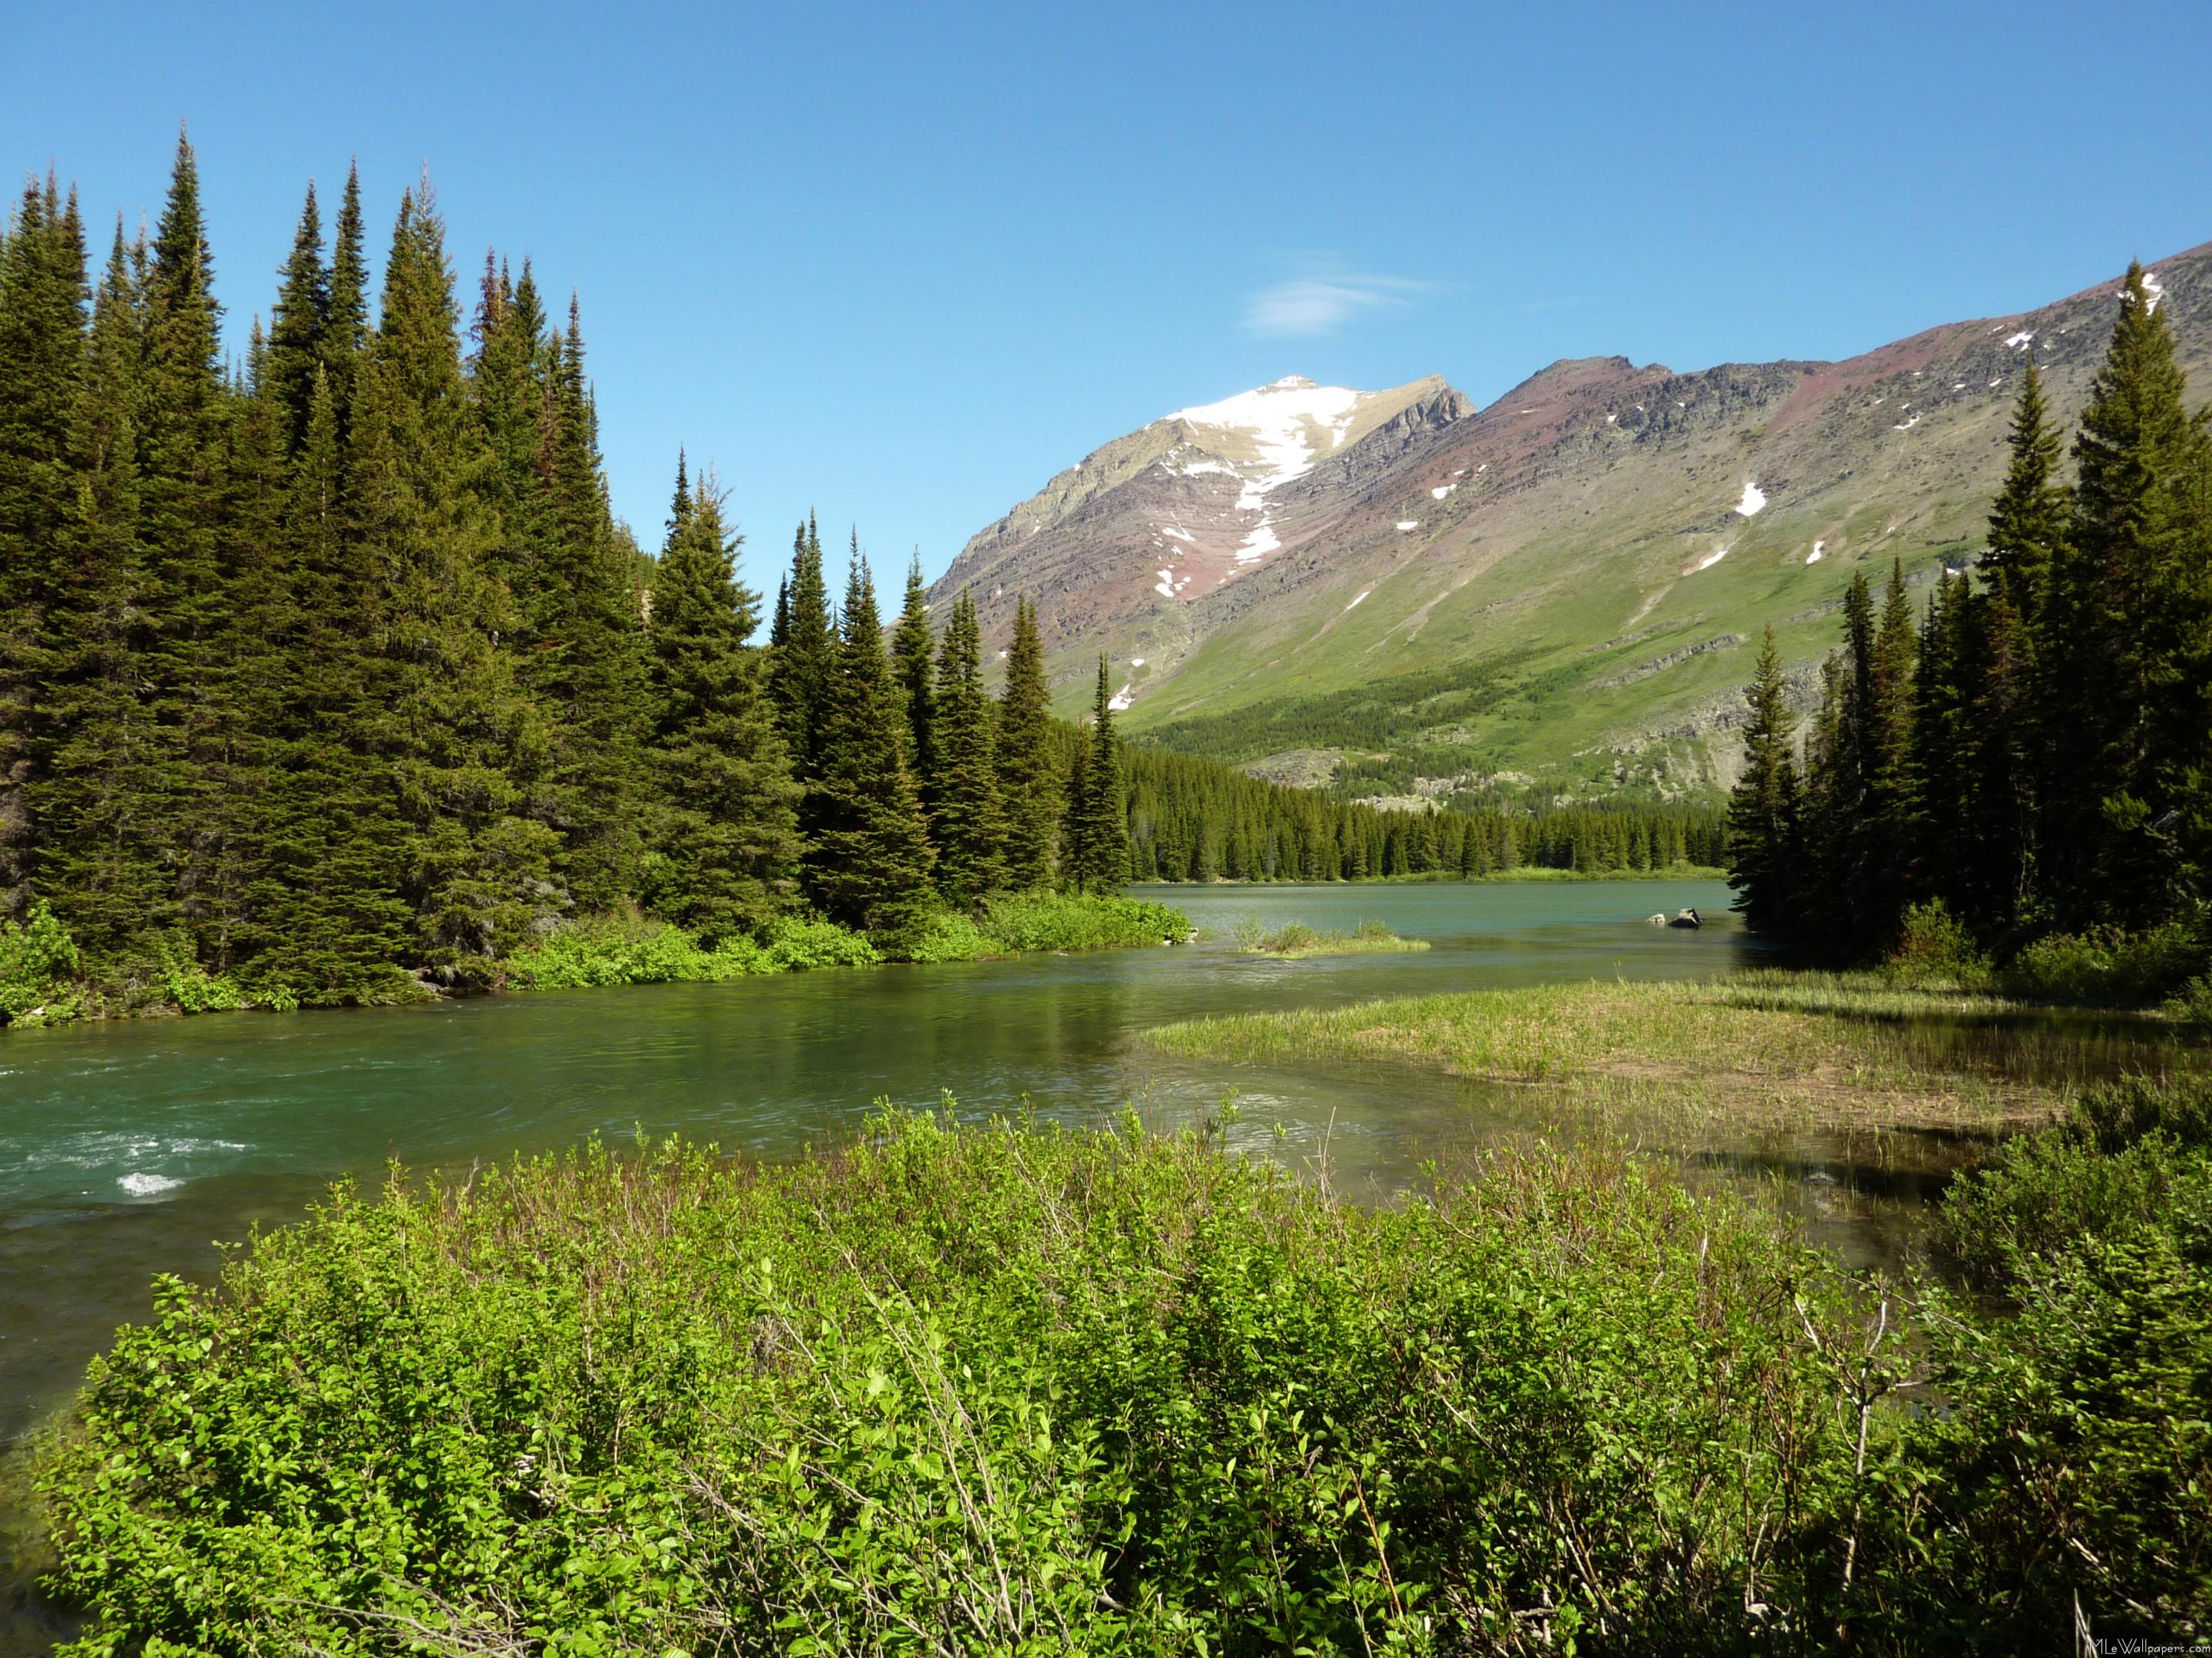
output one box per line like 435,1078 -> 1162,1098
32,1092 -> 2210,1652
0,893 -> 1192,1027
1144,973 -> 2207,1137
1234,919 -> 1430,959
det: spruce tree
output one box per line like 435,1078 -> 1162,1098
1063,656 -> 1129,892
643,466 -> 801,942
804,556 -> 934,932
927,589 -> 1004,906
0,175 -> 87,917
1727,626 -> 1800,930
242,365 -> 413,997
1973,358 -> 2072,920
994,595 -> 1059,889
321,160 -> 369,426
1860,560 -> 1920,945
2050,263 -> 2204,922
32,223 -> 171,967
263,181 -> 327,455
137,130 -> 250,965
890,551 -> 935,798
354,179 -> 557,969
769,514 -> 834,782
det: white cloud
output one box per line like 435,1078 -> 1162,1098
1243,265 -> 1433,339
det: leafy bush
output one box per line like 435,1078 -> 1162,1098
151,932 -> 249,1015
1885,900 -> 1991,986
2001,921 -> 2209,1006
762,913 -> 878,970
980,890 -> 1189,953
505,913 -> 772,988
40,1117 -> 1902,1655
1891,1075 -> 2212,1644
0,901 -> 81,1026
888,910 -> 1000,963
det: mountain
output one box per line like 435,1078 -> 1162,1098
931,244 -> 2212,804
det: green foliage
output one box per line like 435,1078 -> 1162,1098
979,891 -> 1188,953
1893,1075 -> 2212,1643
1235,918 -> 1430,958
888,909 -> 1000,964
1885,900 -> 1991,985
1999,921 -> 2208,1005
39,1115 -> 1906,1655
0,900 -> 80,1023
507,912 -> 883,988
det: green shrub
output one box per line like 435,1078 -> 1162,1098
1893,1087 -> 2212,1644
980,890 -> 1189,953
2002,921 -> 2209,1006
0,901 -> 81,1026
1885,899 -> 1991,986
39,1118 -> 1900,1656
2165,973 -> 2212,1024
762,913 -> 878,970
505,913 -> 772,989
889,910 -> 1001,963
150,933 -> 249,1015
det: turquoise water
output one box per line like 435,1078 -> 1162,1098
0,879 -> 1743,1450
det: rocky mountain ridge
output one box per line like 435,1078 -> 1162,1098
932,244 -> 2212,800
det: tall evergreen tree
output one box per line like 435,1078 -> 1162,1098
263,181 -> 327,455
241,364 -> 413,997
2048,263 -> 2205,922
1726,626 -> 1800,930
927,589 -> 1003,906
320,160 -> 369,426
889,550 -> 935,798
31,223 -> 170,966
0,174 -> 86,916
355,179 -> 557,969
769,514 -> 834,783
1974,358 -> 2072,918
804,556 -> 934,931
994,595 -> 1058,889
642,466 -> 801,942
1063,656 -> 1129,893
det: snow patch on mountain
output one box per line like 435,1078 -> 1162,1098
1736,481 -> 1767,517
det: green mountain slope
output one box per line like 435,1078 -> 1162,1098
934,246 -> 2212,803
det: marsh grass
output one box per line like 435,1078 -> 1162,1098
1235,917 -> 1431,959
1143,974 -> 2208,1138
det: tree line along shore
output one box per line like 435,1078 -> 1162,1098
0,138 -> 1724,1026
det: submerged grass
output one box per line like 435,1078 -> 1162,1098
1143,974 -> 2207,1138
1235,918 -> 1431,959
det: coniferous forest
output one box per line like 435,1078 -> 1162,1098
1727,264 -> 2212,983
0,140 -> 1725,1017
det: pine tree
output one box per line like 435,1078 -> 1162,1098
804,556 -> 934,931
890,551 -> 935,804
642,466 -> 801,942
263,181 -> 327,455
1973,359 -> 2072,920
769,514 -> 835,783
1727,626 -> 1800,930
1063,656 -> 1129,892
1910,570 -> 1979,918
994,596 -> 1059,889
927,589 -> 1004,906
514,293 -> 648,911
321,160 -> 369,427
242,364 -> 413,997
0,174 -> 87,917
1860,560 -> 1920,945
31,222 -> 170,968
137,130 -> 253,964
355,178 -> 558,969
2048,263 -> 2204,923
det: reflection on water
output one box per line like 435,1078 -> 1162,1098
2,877 -> 2204,1646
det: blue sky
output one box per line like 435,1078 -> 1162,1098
8,1 -> 2211,593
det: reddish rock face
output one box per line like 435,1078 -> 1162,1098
933,245 -> 2212,783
